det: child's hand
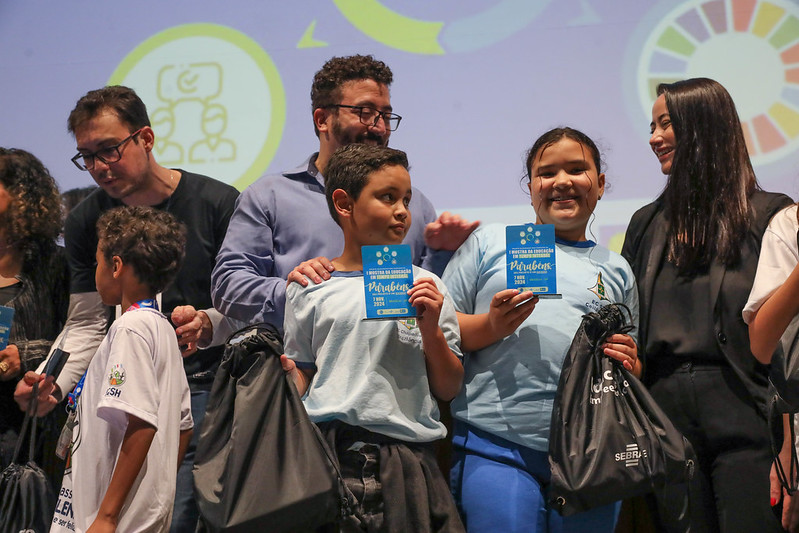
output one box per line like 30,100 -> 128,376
602,333 -> 639,376
487,289 -> 538,340
280,354 -> 309,396
408,278 -> 444,333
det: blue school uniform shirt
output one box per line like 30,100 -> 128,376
441,223 -> 639,452
283,267 -> 462,442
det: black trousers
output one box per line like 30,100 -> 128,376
648,361 -> 782,533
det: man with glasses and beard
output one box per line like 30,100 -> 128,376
212,54 -> 477,330
15,85 -> 239,532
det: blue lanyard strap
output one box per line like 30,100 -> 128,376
66,298 -> 159,412
66,372 -> 85,412
126,298 -> 159,312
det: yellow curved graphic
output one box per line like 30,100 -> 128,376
334,0 -> 445,55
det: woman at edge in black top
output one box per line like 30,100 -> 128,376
0,148 -> 69,488
621,78 -> 792,532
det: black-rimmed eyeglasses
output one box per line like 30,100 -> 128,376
328,105 -> 402,131
70,128 -> 144,171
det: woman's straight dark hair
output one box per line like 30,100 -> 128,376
657,77 -> 759,271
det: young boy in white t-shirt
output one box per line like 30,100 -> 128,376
280,144 -> 465,531
51,206 -> 193,533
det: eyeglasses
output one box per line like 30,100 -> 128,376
70,128 -> 143,171
328,105 -> 402,131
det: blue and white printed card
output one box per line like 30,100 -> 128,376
505,224 -> 560,298
0,306 -> 14,350
362,244 -> 417,319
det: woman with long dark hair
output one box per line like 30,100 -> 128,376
621,78 -> 792,532
0,148 -> 69,487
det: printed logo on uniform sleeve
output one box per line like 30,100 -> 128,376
108,364 -> 126,386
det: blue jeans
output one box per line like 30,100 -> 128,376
171,383 -> 210,532
450,423 -> 618,533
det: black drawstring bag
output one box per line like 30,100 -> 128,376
193,323 -> 352,533
0,382 -> 56,533
548,304 -> 695,516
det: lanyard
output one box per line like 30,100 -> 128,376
66,298 -> 159,412
126,298 -> 159,312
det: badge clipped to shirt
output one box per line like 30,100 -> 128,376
506,224 -> 561,298
362,244 -> 417,320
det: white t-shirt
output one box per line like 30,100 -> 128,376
283,266 -> 462,443
743,204 -> 799,324
51,307 -> 192,533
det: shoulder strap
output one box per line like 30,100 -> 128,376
11,381 -> 39,464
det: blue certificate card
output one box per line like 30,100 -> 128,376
0,305 -> 14,350
362,244 -> 417,319
505,224 -> 561,298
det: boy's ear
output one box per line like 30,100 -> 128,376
111,256 -> 124,278
331,189 -> 353,219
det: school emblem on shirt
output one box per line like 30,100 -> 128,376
397,318 -> 422,345
588,272 -> 610,302
108,364 -> 126,386
398,318 -> 417,330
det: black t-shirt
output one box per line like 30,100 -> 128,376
0,283 -> 21,306
647,260 -> 722,365
63,170 -> 239,380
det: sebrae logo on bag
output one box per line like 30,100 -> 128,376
589,369 -> 629,405
615,443 -> 648,467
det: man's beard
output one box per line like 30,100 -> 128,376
331,119 -> 388,147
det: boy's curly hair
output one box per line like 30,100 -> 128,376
0,148 -> 63,264
96,206 -> 186,294
310,55 -> 393,136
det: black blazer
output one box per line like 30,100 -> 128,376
621,190 -> 793,416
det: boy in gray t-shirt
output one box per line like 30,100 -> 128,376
281,144 -> 465,532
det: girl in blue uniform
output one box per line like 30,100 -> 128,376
442,127 -> 640,533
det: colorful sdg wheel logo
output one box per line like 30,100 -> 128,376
636,0 -> 799,164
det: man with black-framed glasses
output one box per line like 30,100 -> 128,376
212,54 -> 478,331
15,85 -> 239,532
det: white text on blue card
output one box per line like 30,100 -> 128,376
505,224 -> 560,298
362,244 -> 417,319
